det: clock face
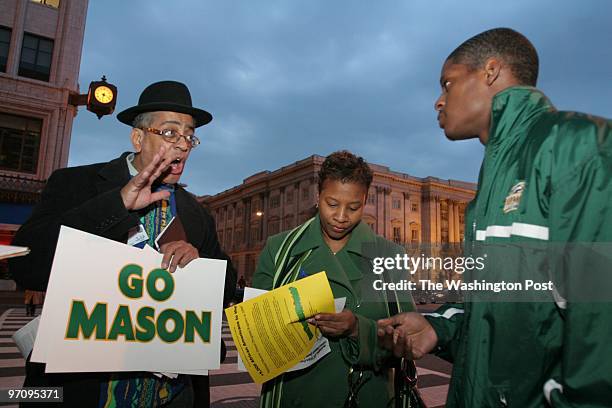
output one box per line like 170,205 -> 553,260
94,85 -> 114,104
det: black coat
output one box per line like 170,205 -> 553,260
10,153 -> 236,406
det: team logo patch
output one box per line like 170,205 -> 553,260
503,181 -> 526,213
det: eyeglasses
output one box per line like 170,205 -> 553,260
139,127 -> 201,148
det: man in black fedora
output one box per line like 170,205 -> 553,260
11,80 -> 236,407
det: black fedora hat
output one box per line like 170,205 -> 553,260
117,80 -> 212,127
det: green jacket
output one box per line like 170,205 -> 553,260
253,215 -> 414,408
427,87 -> 612,407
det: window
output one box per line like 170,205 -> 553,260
393,227 -> 402,244
19,33 -> 54,81
270,195 -> 280,208
30,0 -> 60,8
411,202 -> 418,212
0,27 -> 10,73
367,191 -> 376,205
250,228 -> 260,243
236,206 -> 243,217
0,112 -> 42,173
227,207 -> 233,221
234,229 -> 243,245
302,187 -> 310,201
392,198 -> 401,209
252,199 -> 261,214
411,229 -> 419,243
268,220 -> 280,236
286,190 -> 293,204
246,254 -> 256,277
225,228 -> 232,247
284,215 -> 294,230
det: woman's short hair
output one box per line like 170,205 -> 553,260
318,150 -> 373,192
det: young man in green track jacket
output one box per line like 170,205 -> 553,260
378,28 -> 612,407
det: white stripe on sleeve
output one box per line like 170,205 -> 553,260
422,308 -> 464,319
543,378 -> 563,404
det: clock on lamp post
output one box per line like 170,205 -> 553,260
68,75 -> 118,119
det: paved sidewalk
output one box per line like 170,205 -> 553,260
0,308 -> 450,407
210,320 -> 450,408
0,307 -> 34,408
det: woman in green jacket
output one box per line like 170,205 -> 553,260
253,150 -> 414,408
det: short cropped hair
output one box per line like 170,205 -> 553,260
447,27 -> 539,86
132,112 -> 156,129
318,150 -> 373,192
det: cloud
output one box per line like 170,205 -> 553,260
69,0 -> 612,195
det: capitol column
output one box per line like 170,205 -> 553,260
403,192 -> 410,245
243,197 -> 251,246
279,186 -> 285,230
294,182 -> 300,225
231,202 -> 237,249
261,192 -> 268,243
435,195 -> 442,243
376,186 -> 385,236
448,200 -> 455,243
384,187 -> 392,240
454,202 -> 462,242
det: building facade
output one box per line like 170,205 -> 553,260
200,155 -> 476,283
0,0 -> 88,245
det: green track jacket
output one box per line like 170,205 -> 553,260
426,87 -> 612,407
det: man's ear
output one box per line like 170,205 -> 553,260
130,128 -> 143,153
483,57 -> 502,86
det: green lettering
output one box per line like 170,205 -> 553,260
135,306 -> 156,342
147,268 -> 174,301
108,305 -> 135,341
118,264 -> 143,299
65,301 -> 107,340
185,310 -> 211,342
157,309 -> 184,343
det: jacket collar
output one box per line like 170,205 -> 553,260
96,152 -> 132,192
487,86 -> 556,148
289,213 -> 378,259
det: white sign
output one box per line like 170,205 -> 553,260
32,226 -> 226,374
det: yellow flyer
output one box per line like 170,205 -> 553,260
225,272 -> 334,384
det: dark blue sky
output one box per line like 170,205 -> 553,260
69,0 -> 612,196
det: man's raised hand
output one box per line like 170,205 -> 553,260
121,146 -> 172,211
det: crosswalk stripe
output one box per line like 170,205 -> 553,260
0,359 -> 25,368
0,375 -> 25,388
